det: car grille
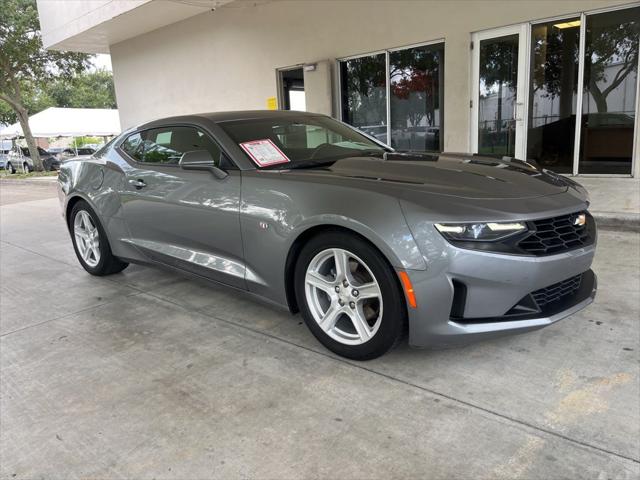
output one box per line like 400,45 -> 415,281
518,211 -> 592,255
532,274 -> 582,308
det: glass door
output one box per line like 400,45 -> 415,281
527,17 -> 581,173
578,7 -> 640,174
472,25 -> 529,160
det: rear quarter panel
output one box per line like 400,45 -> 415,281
58,155 -> 142,262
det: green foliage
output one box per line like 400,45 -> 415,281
0,82 -> 54,124
70,136 -> 102,148
0,0 -> 90,98
0,0 -> 93,169
47,70 -> 117,110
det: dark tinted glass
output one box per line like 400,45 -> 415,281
527,18 -> 580,173
478,34 -> 519,157
122,127 -> 221,165
121,132 -> 144,161
389,43 -> 444,152
340,53 -> 388,143
579,7 -> 639,174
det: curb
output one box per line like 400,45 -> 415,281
592,212 -> 640,233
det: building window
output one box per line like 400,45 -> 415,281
340,53 -> 387,143
390,43 -> 444,151
339,42 -> 445,152
579,7 -> 639,174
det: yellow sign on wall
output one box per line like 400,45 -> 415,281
266,96 -> 278,110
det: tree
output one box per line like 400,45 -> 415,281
47,70 -> 116,109
0,0 -> 89,170
584,20 -> 639,113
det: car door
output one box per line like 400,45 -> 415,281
117,125 -> 245,289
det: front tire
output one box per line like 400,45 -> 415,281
6,162 -> 16,174
70,200 -> 129,276
294,231 -> 406,360
23,162 -> 32,173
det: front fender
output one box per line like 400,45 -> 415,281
240,172 -> 427,307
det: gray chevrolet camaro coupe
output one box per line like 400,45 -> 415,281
58,110 -> 597,360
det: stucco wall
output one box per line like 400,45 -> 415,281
109,0 -> 636,155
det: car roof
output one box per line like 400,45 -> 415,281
135,110 -> 324,131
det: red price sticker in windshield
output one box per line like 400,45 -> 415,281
239,139 -> 290,167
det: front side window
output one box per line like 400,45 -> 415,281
121,126 -> 221,165
220,115 -> 386,168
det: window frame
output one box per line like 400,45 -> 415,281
336,38 -> 446,149
470,3 -> 640,177
116,123 -> 237,170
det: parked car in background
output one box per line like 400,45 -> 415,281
0,149 -> 9,171
56,147 -> 96,162
5,146 -> 60,173
58,111 -> 598,360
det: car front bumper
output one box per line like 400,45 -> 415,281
403,241 -> 597,348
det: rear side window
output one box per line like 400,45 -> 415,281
121,132 -> 144,161
121,126 -> 221,166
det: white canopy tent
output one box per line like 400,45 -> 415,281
0,107 -> 120,139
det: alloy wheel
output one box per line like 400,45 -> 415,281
304,248 -> 383,345
74,210 -> 101,267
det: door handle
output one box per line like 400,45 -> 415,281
128,179 -> 146,190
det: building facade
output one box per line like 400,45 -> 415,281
38,0 -> 640,177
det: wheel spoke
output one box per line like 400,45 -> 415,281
333,249 -> 353,282
74,210 -> 101,267
356,281 -> 381,301
305,270 -> 335,293
346,307 -> 372,342
74,226 -> 89,240
318,303 -> 342,332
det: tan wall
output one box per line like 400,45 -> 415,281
110,0 -> 636,156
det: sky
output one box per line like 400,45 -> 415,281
91,54 -> 112,71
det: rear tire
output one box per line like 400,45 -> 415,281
294,231 -> 406,360
70,200 -> 129,276
23,162 -> 32,173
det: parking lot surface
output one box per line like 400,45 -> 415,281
1,182 -> 638,479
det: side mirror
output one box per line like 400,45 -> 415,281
179,150 -> 228,179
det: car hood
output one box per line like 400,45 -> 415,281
286,153 -> 574,200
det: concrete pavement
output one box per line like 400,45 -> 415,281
0,182 -> 638,479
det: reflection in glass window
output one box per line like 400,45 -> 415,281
527,18 -> 580,173
579,7 -> 639,174
340,54 -> 388,143
121,132 -> 144,161
478,35 -> 519,157
123,127 -> 221,165
389,43 -> 444,152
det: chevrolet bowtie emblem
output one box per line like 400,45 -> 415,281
574,213 -> 586,226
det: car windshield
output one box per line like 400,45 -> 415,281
219,115 -> 388,169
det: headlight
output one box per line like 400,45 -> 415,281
434,221 -> 527,242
